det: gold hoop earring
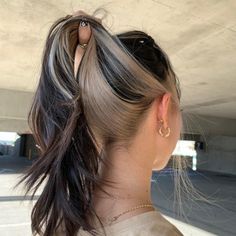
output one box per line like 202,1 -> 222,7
158,120 -> 171,138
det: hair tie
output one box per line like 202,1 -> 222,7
74,19 -> 91,77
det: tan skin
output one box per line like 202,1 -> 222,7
73,11 -> 182,226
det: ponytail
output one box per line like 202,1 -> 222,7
17,15 -> 107,236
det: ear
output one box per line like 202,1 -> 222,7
157,92 -> 171,128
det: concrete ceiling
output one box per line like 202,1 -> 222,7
0,0 -> 236,132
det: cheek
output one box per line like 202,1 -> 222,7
177,112 -> 182,139
172,111 -> 182,140
168,112 -> 182,156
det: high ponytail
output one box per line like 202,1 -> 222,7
17,11 -> 181,236
17,15 -> 107,236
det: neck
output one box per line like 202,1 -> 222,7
90,146 -> 154,225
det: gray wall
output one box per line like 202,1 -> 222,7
1,90 -> 236,175
182,113 -> 236,137
196,135 -> 236,175
182,113 -> 236,175
0,88 -> 33,132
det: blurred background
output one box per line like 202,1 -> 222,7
0,0 -> 235,235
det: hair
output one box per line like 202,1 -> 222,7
17,11 -> 183,236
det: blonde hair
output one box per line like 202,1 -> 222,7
17,11 -> 183,236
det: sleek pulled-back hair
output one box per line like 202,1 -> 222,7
18,12 -> 182,236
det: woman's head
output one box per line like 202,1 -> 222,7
78,25 -> 182,170
19,11 -> 182,236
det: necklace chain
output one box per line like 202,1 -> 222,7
106,203 -> 154,225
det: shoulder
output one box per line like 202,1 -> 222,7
146,221 -> 183,236
78,210 -> 184,236
116,210 -> 183,236
146,210 -> 184,236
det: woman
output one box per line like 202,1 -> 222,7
20,10 -> 183,236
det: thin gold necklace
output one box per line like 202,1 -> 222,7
106,203 -> 154,225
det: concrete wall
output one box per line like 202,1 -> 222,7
182,113 -> 236,137
182,113 -> 236,175
196,135 -> 236,175
1,89 -> 236,175
0,88 -> 33,132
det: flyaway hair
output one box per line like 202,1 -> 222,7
16,12 -> 182,236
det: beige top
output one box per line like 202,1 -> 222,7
78,210 -> 183,236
